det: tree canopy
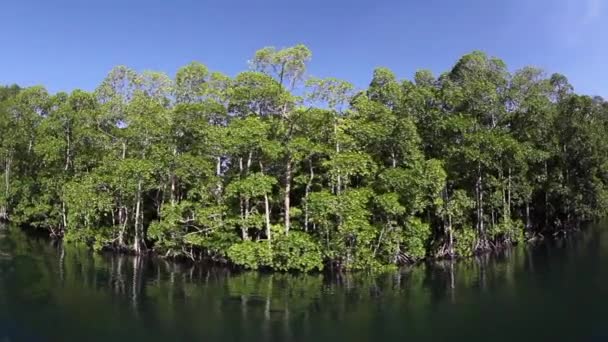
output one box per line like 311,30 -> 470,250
1,47 -> 606,272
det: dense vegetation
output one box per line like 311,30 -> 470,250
1,45 -> 607,271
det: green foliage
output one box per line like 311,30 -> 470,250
454,228 -> 477,257
227,241 -> 272,270
1,45 -> 606,272
271,232 -> 323,272
490,219 -> 525,245
226,173 -> 276,200
403,218 -> 431,261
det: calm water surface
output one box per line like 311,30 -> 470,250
1,225 -> 607,341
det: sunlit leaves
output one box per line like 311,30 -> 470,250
2,44 -> 608,272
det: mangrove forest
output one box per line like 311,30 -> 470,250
1,45 -> 607,271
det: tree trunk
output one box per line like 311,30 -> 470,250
304,159 -> 314,232
170,174 -> 176,206
240,199 -> 248,240
445,186 -> 454,257
246,151 -> 253,172
264,194 -> 271,242
259,161 -> 271,243
334,121 -> 341,195
284,158 -> 292,235
133,180 -> 144,253
479,176 -> 485,244
156,186 -> 165,216
238,156 -> 248,240
373,222 -> 387,257
61,201 -> 68,234
117,142 -> 128,247
170,146 -> 178,206
476,163 -> 486,250
448,213 -> 454,256
544,160 -> 549,228
118,206 -> 127,247
215,156 -> 222,198
1,154 -> 11,220
499,169 -> 506,223
65,126 -> 71,171
507,167 -> 512,217
0,206 -> 7,221
4,155 -> 9,197
476,174 -> 480,233
244,152 -> 253,228
244,196 -> 251,239
526,202 -> 531,229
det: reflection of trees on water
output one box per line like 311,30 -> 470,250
47,240 -> 534,320
0,226 -> 12,261
0,226 -> 603,340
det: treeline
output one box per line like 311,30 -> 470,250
1,45 -> 607,271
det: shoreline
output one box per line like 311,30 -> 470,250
7,222 -> 587,274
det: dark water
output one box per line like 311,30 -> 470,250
1,226 -> 607,342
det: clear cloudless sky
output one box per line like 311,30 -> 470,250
1,0 -> 607,96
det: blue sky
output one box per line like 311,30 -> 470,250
1,0 -> 606,96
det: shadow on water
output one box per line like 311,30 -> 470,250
1,225 -> 607,341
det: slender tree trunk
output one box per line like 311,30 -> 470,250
156,186 -> 164,216
238,156 -> 248,240
507,167 -> 512,217
246,151 -> 253,172
498,169 -> 506,224
259,161 -> 271,243
304,159 -> 314,232
240,199 -> 248,240
1,154 -> 11,220
118,206 -> 126,246
4,155 -> 9,196
170,146 -> 177,206
244,152 -> 253,224
448,213 -> 454,256
374,219 -> 388,257
476,173 -> 480,234
480,176 -> 485,244
65,127 -> 71,171
117,142 -> 128,246
216,156 -> 222,177
476,162 -> 486,250
526,202 -> 531,229
239,156 -> 243,177
215,156 -> 222,198
502,179 -> 507,223
61,201 -> 68,234
244,196 -> 251,238
133,180 -> 144,253
335,121 -> 341,195
264,194 -> 271,242
544,160 -> 549,228
284,158 -> 292,235
170,174 -> 176,206
444,187 -> 454,257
